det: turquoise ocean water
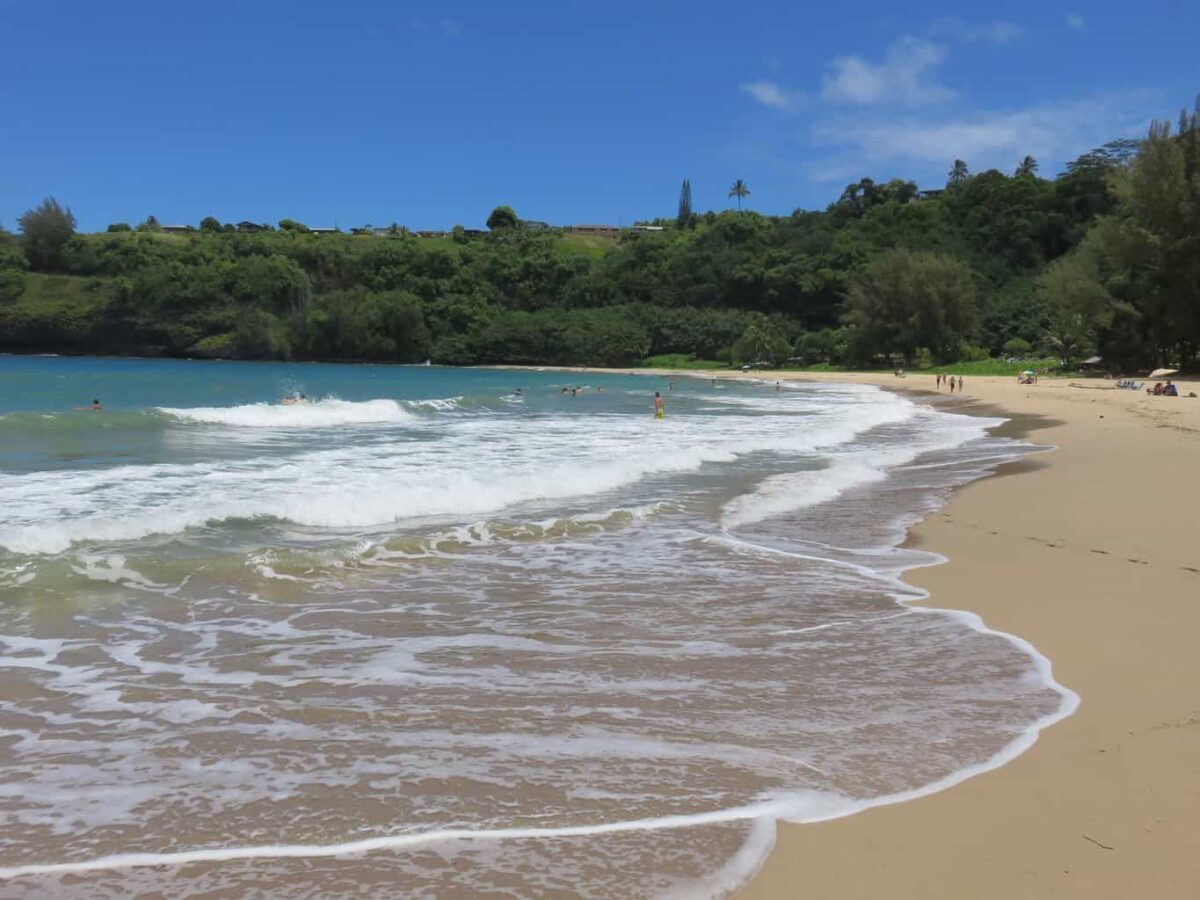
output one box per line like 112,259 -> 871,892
0,356 -> 1073,897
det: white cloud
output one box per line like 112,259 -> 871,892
931,18 -> 1022,43
409,16 -> 463,39
1066,14 -> 1085,30
821,37 -> 953,107
809,91 -> 1154,179
741,80 -> 804,111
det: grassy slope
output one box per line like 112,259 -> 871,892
641,354 -> 730,369
923,357 -> 1061,375
11,272 -> 101,310
559,232 -> 619,258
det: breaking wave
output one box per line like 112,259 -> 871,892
157,398 -> 415,428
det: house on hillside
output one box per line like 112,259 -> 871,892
917,188 -> 945,200
160,224 -> 194,234
236,221 -> 268,232
416,230 -> 450,238
308,227 -> 340,235
567,224 -> 619,238
524,220 -> 552,232
630,225 -> 664,233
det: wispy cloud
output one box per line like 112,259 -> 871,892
930,18 -> 1022,44
809,90 -> 1154,179
1066,13 -> 1085,31
822,37 -> 953,107
409,16 -> 464,40
741,80 -> 804,112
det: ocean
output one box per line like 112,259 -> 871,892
0,356 -> 1075,897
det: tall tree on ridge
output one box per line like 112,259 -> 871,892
677,179 -> 692,227
728,178 -> 751,212
17,197 -> 75,271
947,159 -> 970,186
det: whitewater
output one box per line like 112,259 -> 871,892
0,357 -> 1074,898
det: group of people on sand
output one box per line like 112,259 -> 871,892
936,373 -> 965,393
1148,381 -> 1179,397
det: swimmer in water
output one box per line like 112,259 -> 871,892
653,391 -> 665,419
76,398 -> 102,411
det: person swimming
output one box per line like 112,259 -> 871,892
76,398 -> 102,411
281,393 -> 307,405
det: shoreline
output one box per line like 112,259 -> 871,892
730,372 -> 1200,898
512,365 -> 1200,896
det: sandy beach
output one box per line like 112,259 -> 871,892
728,372 -> 1200,898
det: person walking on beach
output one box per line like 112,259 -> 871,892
948,376 -> 955,394
957,376 -> 964,392
653,391 -> 665,420
936,373 -> 942,389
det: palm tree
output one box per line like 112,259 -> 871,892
1015,155 -> 1039,177
947,159 -> 970,187
728,179 -> 751,212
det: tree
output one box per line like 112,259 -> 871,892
107,222 -> 133,233
278,219 -> 309,233
947,159 -> 970,186
486,206 -> 519,230
1002,337 -> 1033,357
228,254 -> 311,317
843,249 -> 977,365
732,315 -> 791,365
677,178 -> 692,227
1044,310 -> 1089,369
17,197 -> 76,271
1040,103 -> 1200,369
0,269 -> 23,302
136,215 -> 162,233
728,178 -> 751,212
1015,156 -> 1039,177
199,216 -> 223,234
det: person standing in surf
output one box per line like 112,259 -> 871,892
654,391 -> 665,419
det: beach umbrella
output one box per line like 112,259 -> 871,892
1022,369 -> 1035,375
1149,368 -> 1178,378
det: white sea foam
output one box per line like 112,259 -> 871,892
1,386 -> 918,554
157,398 -> 413,427
720,407 -> 998,528
403,396 -> 462,411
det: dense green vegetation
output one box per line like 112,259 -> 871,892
2,104 -> 1197,371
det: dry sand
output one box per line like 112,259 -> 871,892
727,373 -> 1200,899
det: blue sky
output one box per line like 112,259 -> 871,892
1,0 -> 1195,232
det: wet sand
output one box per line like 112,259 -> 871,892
733,373 -> 1200,899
